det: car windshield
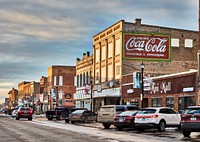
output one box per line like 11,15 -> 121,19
72,110 -> 85,114
138,109 -> 156,114
184,108 -> 200,114
20,108 -> 31,111
99,107 -> 114,112
119,111 -> 138,116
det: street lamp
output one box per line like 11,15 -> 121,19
141,62 -> 145,108
90,80 -> 93,111
49,89 -> 52,110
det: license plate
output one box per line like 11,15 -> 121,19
191,117 -> 196,121
24,111 -> 27,113
141,118 -> 146,121
119,117 -> 124,122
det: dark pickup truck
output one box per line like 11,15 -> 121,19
46,107 -> 87,123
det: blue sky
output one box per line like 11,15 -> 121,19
0,0 -> 198,103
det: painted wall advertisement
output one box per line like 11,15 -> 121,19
123,33 -> 171,61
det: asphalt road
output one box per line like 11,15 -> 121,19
0,116 -> 106,142
1,114 -> 200,142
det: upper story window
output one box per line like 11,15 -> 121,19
59,76 -> 63,86
115,38 -> 121,55
95,48 -> 100,63
108,42 -> 113,58
54,76 -> 57,86
185,39 -> 193,48
101,45 -> 106,61
171,38 -> 179,47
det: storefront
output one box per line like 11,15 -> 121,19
122,70 -> 198,111
93,87 -> 121,112
145,70 -> 198,111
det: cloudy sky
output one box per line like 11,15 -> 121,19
0,0 -> 198,103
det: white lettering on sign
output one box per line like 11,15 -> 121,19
150,82 -> 171,94
125,37 -> 167,53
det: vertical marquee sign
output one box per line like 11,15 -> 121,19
123,33 -> 171,61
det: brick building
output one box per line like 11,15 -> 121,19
92,19 -> 199,111
8,88 -> 18,109
122,70 -> 198,112
17,81 -> 40,107
74,52 -> 93,110
40,76 -> 48,111
48,66 -> 76,109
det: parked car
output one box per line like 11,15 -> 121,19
181,106 -> 200,137
45,107 -> 64,120
69,110 -> 97,124
134,107 -> 181,132
11,109 -> 18,118
114,110 -> 139,130
16,107 -> 33,121
65,108 -> 88,123
97,105 -> 140,129
46,107 -> 87,123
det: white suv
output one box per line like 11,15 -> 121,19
134,107 -> 181,132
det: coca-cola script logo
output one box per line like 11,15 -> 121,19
123,33 -> 171,61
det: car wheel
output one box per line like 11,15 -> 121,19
178,123 -> 182,130
84,117 -> 88,123
116,126 -> 123,131
71,121 -> 75,124
183,131 -> 191,137
137,128 -> 144,132
65,119 -> 69,123
102,123 -> 111,129
48,117 -> 53,120
16,117 -> 19,120
28,117 -> 32,121
158,120 -> 166,132
56,116 -> 61,120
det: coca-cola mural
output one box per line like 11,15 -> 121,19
123,33 -> 171,61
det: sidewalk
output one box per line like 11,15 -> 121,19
76,122 -> 115,129
33,113 -> 47,120
32,114 -> 115,129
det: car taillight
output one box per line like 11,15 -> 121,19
150,114 -> 158,118
114,117 -> 119,120
29,110 -> 33,114
18,111 -> 22,114
181,114 -> 187,122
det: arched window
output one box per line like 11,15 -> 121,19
83,72 -> 85,86
86,72 -> 89,85
80,74 -> 82,87
77,75 -> 79,87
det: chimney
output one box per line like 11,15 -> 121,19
87,51 -> 90,57
135,18 -> 141,27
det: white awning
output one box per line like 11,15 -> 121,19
93,88 -> 121,98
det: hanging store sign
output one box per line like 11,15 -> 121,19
123,33 -> 171,61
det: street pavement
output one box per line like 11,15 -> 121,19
33,113 -> 114,129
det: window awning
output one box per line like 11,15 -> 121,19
93,88 -> 121,98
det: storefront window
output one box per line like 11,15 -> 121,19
166,97 -> 174,109
152,98 -> 162,107
178,96 -> 195,111
130,102 -> 139,107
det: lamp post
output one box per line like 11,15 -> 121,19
49,89 -> 52,110
32,93 -> 35,113
141,62 -> 145,108
90,80 -> 93,111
